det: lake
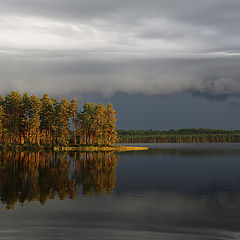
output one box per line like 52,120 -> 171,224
1,143 -> 240,239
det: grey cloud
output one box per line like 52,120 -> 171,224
0,0 -> 240,99
3,0 -> 237,53
1,0 -> 238,22
1,0 -> 239,34
0,51 -> 240,99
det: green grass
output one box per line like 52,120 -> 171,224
54,146 -> 148,152
0,144 -> 148,152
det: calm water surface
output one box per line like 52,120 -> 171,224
1,143 -> 240,239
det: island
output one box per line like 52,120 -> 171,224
0,91 -> 147,152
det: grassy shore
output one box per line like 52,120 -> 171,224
0,144 -> 148,152
53,145 -> 148,152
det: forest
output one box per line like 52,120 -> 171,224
118,129 -> 240,143
0,91 -> 118,147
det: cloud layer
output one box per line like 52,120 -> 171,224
0,0 -> 240,97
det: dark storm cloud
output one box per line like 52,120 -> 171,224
0,0 -> 240,98
0,51 -> 239,98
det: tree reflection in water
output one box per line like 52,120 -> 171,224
0,151 -> 119,209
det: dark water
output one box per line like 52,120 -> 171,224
1,144 -> 240,239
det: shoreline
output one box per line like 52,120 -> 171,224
53,146 -> 148,152
0,145 -> 148,152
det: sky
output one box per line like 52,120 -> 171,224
0,0 -> 240,129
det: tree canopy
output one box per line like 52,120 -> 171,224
0,91 -> 118,147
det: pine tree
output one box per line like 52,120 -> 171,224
51,98 -> 58,146
105,104 -> 118,146
93,103 -> 106,146
21,92 -> 31,144
0,105 -> 5,145
4,91 -> 22,144
40,94 -> 53,145
55,98 -> 71,145
81,102 -> 96,145
70,99 -> 78,145
30,95 -> 41,145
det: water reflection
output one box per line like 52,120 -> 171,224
1,145 -> 240,239
0,151 -> 119,209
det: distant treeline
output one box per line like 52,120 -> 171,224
0,91 -> 118,147
118,129 -> 240,143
